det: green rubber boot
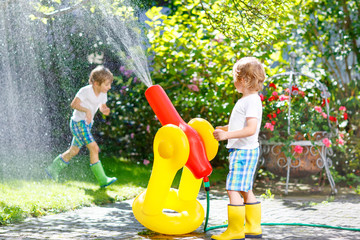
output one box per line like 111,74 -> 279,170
45,155 -> 69,181
90,161 -> 117,188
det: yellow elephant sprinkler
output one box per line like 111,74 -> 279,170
132,85 -> 218,235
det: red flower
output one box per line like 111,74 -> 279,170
343,112 -> 348,120
291,85 -> 299,95
322,99 -> 330,107
260,94 -> 265,101
277,109 -> 281,114
273,113 -> 277,118
269,83 -> 276,89
267,114 -> 273,119
268,96 -> 276,102
271,121 -> 276,125
329,116 -> 337,122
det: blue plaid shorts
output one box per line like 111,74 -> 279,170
70,120 -> 94,148
226,147 -> 259,192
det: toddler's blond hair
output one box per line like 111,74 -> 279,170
233,57 -> 265,91
89,66 -> 113,85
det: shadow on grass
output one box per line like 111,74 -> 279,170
57,155 -> 228,190
83,187 -> 115,205
61,155 -> 152,187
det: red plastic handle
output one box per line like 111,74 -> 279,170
145,85 -> 212,179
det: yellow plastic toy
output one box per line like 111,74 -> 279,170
132,118 -> 218,235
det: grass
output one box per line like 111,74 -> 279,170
0,155 -> 227,225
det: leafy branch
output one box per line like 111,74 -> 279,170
34,0 -> 90,18
198,0 -> 290,42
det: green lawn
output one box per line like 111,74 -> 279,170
0,155 -> 227,225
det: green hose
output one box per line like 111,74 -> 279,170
203,181 -> 360,232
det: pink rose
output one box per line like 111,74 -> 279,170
143,159 -> 150,165
339,106 -> 346,111
314,106 -> 322,113
294,145 -> 303,154
321,112 -> 327,118
264,122 -> 274,131
322,138 -> 332,148
279,94 -> 289,101
336,138 -> 345,145
187,84 -> 199,92
299,91 -> 305,97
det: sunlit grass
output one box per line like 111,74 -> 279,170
0,155 -> 227,225
0,156 -> 149,225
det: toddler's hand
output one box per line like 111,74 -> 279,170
85,111 -> 92,125
213,129 -> 228,141
102,107 -> 110,116
216,125 -> 228,131
100,104 -> 111,116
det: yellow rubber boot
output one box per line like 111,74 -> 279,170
245,202 -> 262,238
211,205 -> 245,240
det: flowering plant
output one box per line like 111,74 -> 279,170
260,77 -> 348,155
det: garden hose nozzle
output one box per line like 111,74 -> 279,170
203,177 -> 210,192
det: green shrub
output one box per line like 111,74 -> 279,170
100,1 -> 275,165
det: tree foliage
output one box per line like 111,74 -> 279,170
111,0 -> 288,163
26,0 -> 359,178
198,0 -> 292,43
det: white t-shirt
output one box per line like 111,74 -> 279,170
71,85 -> 107,123
226,94 -> 262,149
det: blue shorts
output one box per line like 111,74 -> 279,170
70,120 -> 94,148
226,148 -> 259,192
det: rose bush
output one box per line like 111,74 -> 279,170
260,76 -> 349,157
